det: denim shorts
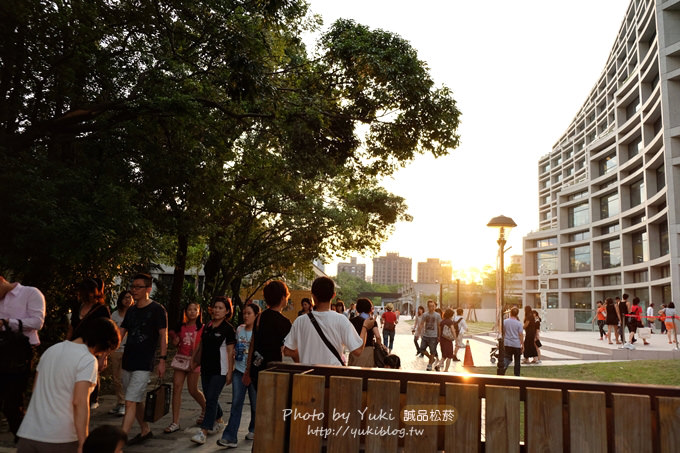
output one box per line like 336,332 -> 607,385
420,336 -> 439,356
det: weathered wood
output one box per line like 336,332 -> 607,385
526,387 -> 563,453
568,390 -> 607,453
485,385 -> 520,453
403,381 -> 440,452
658,397 -> 680,453
252,371 -> 290,453
444,383 -> 480,453
365,378 -> 401,453
289,373 -> 325,453
327,376 -> 363,453
612,393 -> 652,453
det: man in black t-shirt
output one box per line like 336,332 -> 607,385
119,273 -> 167,444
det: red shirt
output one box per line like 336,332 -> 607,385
382,311 -> 397,325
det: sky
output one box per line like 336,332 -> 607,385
307,0 -> 631,280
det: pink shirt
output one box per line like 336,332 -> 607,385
0,283 -> 46,345
176,324 -> 203,356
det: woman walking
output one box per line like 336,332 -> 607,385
218,303 -> 260,447
522,306 -> 538,364
107,291 -> 133,416
605,298 -> 620,344
190,297 -> 235,445
165,302 -> 206,434
595,300 -> 606,340
348,298 -> 382,367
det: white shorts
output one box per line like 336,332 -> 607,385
122,370 -> 151,403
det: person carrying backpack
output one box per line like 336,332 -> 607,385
452,308 -> 467,361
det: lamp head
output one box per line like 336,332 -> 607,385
487,215 -> 517,239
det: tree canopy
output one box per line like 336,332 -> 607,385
0,0 -> 461,330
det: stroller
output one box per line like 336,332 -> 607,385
489,345 -> 501,364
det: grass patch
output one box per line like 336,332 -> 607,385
466,321 -> 495,334
471,359 -> 680,386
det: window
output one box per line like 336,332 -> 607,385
631,231 -> 649,263
633,270 -> 648,283
630,214 -> 646,225
570,292 -> 591,309
536,250 -> 558,274
536,238 -> 557,247
630,179 -> 645,207
628,136 -> 642,158
602,274 -> 622,286
626,98 -> 640,119
660,266 -> 670,278
659,221 -> 669,256
570,231 -> 590,241
600,192 -> 619,219
547,294 -> 558,309
541,162 -> 551,173
599,154 -> 617,175
568,190 -> 588,201
601,223 -> 620,234
540,194 -> 551,205
569,203 -> 590,227
569,246 -> 591,272
602,238 -> 622,268
570,277 -> 591,288
656,165 -> 665,192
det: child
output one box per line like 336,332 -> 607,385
165,302 -> 206,433
218,304 -> 260,447
384,354 -> 401,369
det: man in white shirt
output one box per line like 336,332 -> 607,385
284,277 -> 374,365
452,308 -> 468,361
17,317 -> 120,453
0,276 -> 46,439
646,303 -> 655,333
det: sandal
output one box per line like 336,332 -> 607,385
164,422 -> 180,434
196,412 -> 205,426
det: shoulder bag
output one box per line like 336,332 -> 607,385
307,313 -> 345,366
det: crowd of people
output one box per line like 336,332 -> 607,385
411,300 -> 470,372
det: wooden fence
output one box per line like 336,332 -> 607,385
252,362 -> 680,453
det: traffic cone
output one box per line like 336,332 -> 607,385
463,340 -> 474,367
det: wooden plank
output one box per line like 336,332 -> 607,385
485,385 -> 520,453
444,383 -> 480,453
612,393 -> 652,453
252,371 -> 290,453
526,388 -> 563,453
289,373 -> 326,453
568,390 -> 607,453
403,381 -> 440,452
365,378 -> 400,453
658,397 -> 680,453
327,376 -> 363,453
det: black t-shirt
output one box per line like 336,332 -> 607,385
121,301 -> 167,371
618,301 -> 629,323
350,315 -> 374,346
72,303 -> 111,340
200,320 -> 236,376
253,309 -> 291,366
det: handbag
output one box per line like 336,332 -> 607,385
170,353 -> 192,371
373,342 -> 390,368
638,327 -> 652,340
0,320 -> 33,374
143,378 -> 171,422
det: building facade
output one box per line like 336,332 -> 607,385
337,257 -> 367,281
372,252 -> 412,286
523,0 -> 678,311
416,258 -> 452,284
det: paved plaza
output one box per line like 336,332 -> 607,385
1,315 -> 678,452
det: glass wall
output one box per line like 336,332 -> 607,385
568,203 -> 589,228
536,250 -> 558,274
602,238 -> 621,268
600,192 -> 620,219
569,246 -> 591,272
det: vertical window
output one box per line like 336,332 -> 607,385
599,154 -> 617,175
600,192 -> 619,219
628,136 -> 642,158
656,166 -> 665,192
630,179 -> 645,207
631,231 -> 649,263
569,246 -> 591,272
602,239 -> 621,269
659,221 -> 669,256
568,203 -> 590,227
536,250 -> 558,274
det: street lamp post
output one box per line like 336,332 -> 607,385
487,215 -> 517,375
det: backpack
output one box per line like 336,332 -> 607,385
0,320 -> 33,374
442,318 -> 463,341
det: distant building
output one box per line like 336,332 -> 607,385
337,257 -> 366,281
372,252 -> 412,286
416,258 -> 452,284
522,0 -> 678,310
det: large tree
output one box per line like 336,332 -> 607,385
0,0 -> 461,329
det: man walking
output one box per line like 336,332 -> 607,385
501,307 -> 523,376
452,308 -> 468,361
119,273 -> 168,444
419,300 -> 442,371
284,276 -> 373,366
0,275 -> 46,440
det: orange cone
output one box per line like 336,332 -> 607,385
463,340 -> 474,367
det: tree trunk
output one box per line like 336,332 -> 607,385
230,276 -> 243,325
169,233 -> 188,330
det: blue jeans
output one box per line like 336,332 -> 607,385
383,328 -> 395,350
221,370 -> 256,442
201,374 -> 226,431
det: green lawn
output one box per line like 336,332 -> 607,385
471,359 -> 680,386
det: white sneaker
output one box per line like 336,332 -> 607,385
208,422 -> 224,435
245,432 -> 255,440
191,431 -> 206,445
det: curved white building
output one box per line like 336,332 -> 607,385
522,0 -> 679,325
